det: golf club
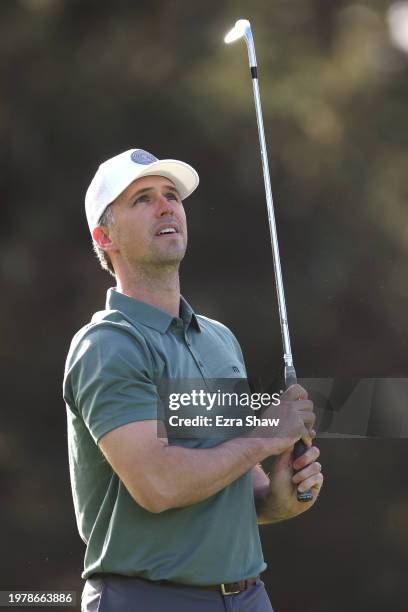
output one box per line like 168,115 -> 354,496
224,19 -> 313,502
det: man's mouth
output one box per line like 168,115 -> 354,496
155,224 -> 179,236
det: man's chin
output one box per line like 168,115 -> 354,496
150,233 -> 187,259
150,248 -> 186,267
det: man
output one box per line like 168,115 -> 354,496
63,148 -> 323,612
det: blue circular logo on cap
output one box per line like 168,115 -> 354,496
130,149 -> 158,165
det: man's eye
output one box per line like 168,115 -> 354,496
166,193 -> 179,201
134,194 -> 149,204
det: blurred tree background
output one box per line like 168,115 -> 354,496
1,0 -> 408,610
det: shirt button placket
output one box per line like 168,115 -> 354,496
184,333 -> 205,376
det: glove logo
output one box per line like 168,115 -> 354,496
131,149 -> 158,165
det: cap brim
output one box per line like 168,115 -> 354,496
134,159 -> 199,200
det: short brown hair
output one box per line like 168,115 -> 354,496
92,204 -> 115,277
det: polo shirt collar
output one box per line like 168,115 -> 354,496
179,295 -> 201,331
106,288 -> 201,333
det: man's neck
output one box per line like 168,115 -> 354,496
115,265 -> 181,317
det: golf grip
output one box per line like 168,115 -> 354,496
284,365 -> 314,502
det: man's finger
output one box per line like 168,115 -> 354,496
300,427 -> 313,448
293,446 -> 320,471
281,384 -> 308,401
303,411 -> 316,430
297,472 -> 324,493
292,461 -> 322,484
295,400 -> 314,412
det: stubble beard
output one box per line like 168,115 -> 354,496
129,237 -> 187,285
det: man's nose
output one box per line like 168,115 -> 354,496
156,194 -> 176,216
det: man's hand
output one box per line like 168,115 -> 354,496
247,384 -> 316,458
253,444 -> 323,524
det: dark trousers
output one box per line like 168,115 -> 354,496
81,574 -> 274,611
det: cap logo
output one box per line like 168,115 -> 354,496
130,149 -> 158,165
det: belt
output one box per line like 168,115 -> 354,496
161,576 -> 260,596
91,573 -> 259,597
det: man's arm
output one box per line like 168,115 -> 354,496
252,464 -> 274,523
98,384 -> 316,513
69,327 -> 317,513
99,420 -> 272,513
252,447 -> 323,525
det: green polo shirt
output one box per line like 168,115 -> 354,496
63,288 -> 266,584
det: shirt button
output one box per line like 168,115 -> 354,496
198,361 -> 204,367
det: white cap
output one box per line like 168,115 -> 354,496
85,148 -> 200,233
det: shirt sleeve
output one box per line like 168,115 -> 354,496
65,324 -> 161,443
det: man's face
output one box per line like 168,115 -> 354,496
102,175 -> 188,270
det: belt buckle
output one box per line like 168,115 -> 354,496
220,583 -> 241,596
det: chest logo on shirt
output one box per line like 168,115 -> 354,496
232,366 -> 240,374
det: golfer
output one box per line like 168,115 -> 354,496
63,148 -> 323,612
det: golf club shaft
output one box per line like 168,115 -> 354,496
246,32 -> 313,503
251,76 -> 294,371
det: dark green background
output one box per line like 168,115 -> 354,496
1,1 -> 407,611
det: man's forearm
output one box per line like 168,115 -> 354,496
254,486 -> 290,525
252,464 -> 289,525
134,437 -> 270,512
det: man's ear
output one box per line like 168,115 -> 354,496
92,226 -> 115,252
